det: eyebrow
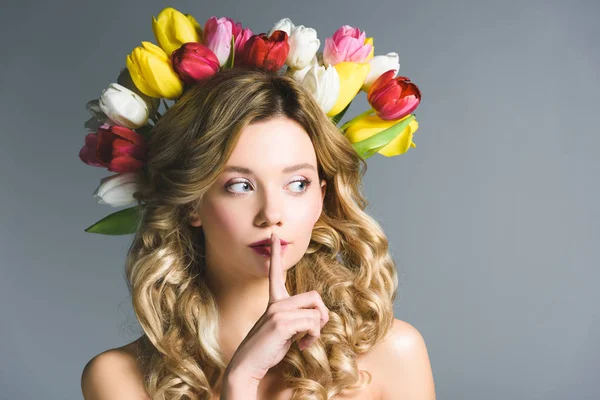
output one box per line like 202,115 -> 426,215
223,163 -> 317,174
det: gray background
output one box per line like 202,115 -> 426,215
1,0 -> 598,399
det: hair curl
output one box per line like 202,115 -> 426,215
125,67 -> 399,399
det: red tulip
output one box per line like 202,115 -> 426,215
171,42 -> 220,84
79,124 -> 147,173
238,30 -> 290,72
367,70 -> 421,120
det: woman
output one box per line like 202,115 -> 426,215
81,67 -> 435,399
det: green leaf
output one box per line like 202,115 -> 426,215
331,100 -> 353,126
223,35 -> 236,69
84,206 -> 142,235
351,114 -> 415,159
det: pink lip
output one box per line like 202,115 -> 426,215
251,244 -> 287,257
249,238 -> 290,246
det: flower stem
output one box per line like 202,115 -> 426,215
340,108 -> 375,131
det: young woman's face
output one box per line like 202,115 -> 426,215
190,116 -> 326,278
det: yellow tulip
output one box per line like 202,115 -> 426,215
152,7 -> 201,56
327,61 -> 371,117
344,113 -> 418,157
125,41 -> 183,99
185,14 -> 204,44
364,37 -> 374,61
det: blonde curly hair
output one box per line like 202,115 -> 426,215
125,67 -> 399,399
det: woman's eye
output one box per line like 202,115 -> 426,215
289,179 -> 311,193
226,181 -> 252,194
226,178 -> 312,196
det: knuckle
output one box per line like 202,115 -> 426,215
267,302 -> 281,315
265,308 -> 276,320
273,316 -> 288,332
269,310 -> 283,323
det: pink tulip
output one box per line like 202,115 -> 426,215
322,25 -> 372,66
234,27 -> 254,59
204,16 -> 252,66
172,42 -> 220,84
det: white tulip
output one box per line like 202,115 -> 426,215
285,52 -> 319,83
269,18 -> 320,70
93,172 -> 140,207
99,83 -> 149,129
301,64 -> 340,115
268,17 -> 295,36
286,25 -> 320,70
361,52 -> 400,92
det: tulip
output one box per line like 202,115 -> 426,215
326,61 -> 371,117
79,124 -> 147,173
116,68 -> 160,120
99,83 -> 150,129
367,70 -> 421,120
171,42 -> 220,84
238,31 -> 290,72
204,16 -> 243,66
234,27 -> 254,59
344,113 -> 418,157
184,13 -> 204,43
268,17 -> 295,36
126,41 -> 183,99
361,52 -> 400,92
93,172 -> 140,207
268,18 -> 320,70
301,64 -> 340,114
364,37 -> 374,61
323,25 -> 373,66
287,25 -> 320,70
205,17 -> 254,63
152,7 -> 201,57
285,52 -> 320,83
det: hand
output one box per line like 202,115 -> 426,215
225,233 -> 330,385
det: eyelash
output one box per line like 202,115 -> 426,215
226,178 -> 313,197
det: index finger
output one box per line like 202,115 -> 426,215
268,233 -> 290,303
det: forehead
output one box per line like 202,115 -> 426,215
226,116 -> 317,170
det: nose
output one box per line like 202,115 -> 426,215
254,186 -> 283,227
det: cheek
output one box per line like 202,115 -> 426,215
288,195 -> 322,232
201,200 -> 247,240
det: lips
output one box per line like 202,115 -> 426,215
249,237 -> 290,247
251,244 -> 288,257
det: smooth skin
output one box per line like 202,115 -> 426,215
81,318 -> 436,399
81,116 -> 436,399
188,116 -> 328,366
223,232 -> 330,393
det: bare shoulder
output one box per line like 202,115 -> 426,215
81,337 -> 150,400
365,319 -> 436,400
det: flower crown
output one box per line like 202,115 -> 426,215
79,7 -> 422,235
